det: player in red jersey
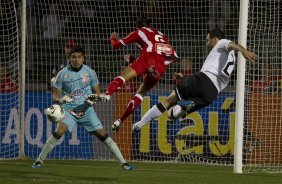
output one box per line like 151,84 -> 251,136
95,17 -> 179,132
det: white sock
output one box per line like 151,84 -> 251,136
36,135 -> 59,163
135,104 -> 164,128
103,137 -> 126,165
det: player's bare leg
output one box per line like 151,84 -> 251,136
112,82 -> 154,132
160,91 -> 180,109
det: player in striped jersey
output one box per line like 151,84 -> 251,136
132,29 -> 257,131
97,17 -> 179,132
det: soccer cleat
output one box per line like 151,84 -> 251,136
132,123 -> 140,133
32,161 -> 42,168
122,163 -> 134,171
112,119 -> 122,132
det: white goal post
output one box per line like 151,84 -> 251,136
234,0 -> 249,174
1,0 -> 281,173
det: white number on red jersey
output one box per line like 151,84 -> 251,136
154,35 -> 165,43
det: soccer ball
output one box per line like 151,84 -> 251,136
167,105 -> 187,119
46,104 -> 65,123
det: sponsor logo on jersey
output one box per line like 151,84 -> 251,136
70,88 -> 84,97
155,43 -> 173,55
82,74 -> 89,83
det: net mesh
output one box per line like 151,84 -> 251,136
24,0 -> 240,163
1,0 -> 281,173
0,0 -> 19,159
244,0 -> 282,173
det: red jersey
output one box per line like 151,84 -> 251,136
111,27 -> 178,59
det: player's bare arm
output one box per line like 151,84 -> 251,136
92,85 -> 101,95
52,88 -> 73,104
52,88 -> 63,104
228,42 -> 258,63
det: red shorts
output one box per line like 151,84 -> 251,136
130,53 -> 168,87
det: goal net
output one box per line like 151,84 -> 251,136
1,0 -> 281,173
0,0 -> 20,159
244,0 -> 282,173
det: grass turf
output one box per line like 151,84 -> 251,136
0,160 -> 281,184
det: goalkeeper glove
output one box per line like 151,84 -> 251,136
59,95 -> 74,104
85,94 -> 110,105
85,94 -> 98,105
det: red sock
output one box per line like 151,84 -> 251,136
120,94 -> 143,122
106,76 -> 125,95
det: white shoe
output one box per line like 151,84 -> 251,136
112,119 -> 122,132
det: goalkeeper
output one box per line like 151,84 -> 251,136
32,45 -> 133,171
132,29 -> 258,131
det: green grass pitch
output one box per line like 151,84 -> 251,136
0,160 -> 281,184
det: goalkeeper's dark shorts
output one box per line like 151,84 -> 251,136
174,72 -> 218,114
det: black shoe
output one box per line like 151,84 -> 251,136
32,161 -> 42,168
